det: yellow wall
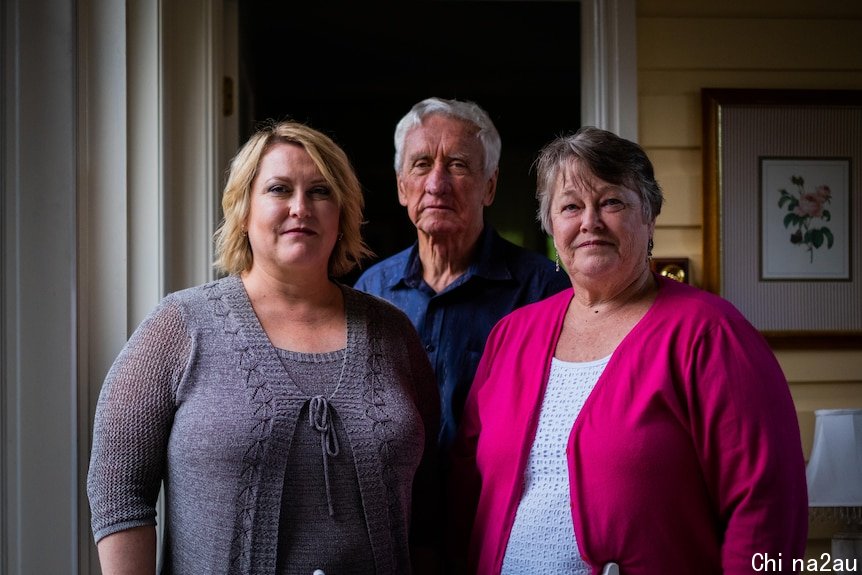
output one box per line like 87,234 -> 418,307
637,0 -> 862,557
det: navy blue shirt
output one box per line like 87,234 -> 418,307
353,225 -> 571,451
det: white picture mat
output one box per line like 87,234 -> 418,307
719,104 -> 862,333
760,158 -> 851,280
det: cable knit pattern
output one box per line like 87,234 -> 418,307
363,311 -> 400,571
200,280 -> 278,574
87,275 -> 440,575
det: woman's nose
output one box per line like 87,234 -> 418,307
580,204 -> 604,231
290,192 -> 311,218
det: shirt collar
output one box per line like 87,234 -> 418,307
393,224 -> 513,290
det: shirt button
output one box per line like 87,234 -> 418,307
425,343 -> 435,352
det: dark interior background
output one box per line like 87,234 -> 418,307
238,1 -> 581,284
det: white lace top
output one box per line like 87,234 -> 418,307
500,355 -> 610,575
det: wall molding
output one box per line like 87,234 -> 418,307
582,0 -> 638,141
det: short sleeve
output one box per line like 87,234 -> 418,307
86,298 -> 192,543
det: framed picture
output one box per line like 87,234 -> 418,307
702,88 -> 862,348
760,157 -> 851,281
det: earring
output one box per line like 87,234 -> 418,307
647,238 -> 654,260
555,252 -> 560,273
338,232 -> 344,241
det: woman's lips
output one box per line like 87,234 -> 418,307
282,227 -> 316,235
578,239 -> 611,248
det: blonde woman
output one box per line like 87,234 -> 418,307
88,120 -> 440,574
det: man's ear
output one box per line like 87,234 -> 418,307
483,168 -> 499,207
397,174 -> 409,207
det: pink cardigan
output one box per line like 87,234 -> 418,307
449,276 -> 807,575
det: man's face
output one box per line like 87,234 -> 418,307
397,114 -> 497,240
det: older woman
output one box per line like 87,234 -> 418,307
449,127 -> 808,574
87,120 -> 440,574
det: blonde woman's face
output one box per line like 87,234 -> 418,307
245,142 -> 340,279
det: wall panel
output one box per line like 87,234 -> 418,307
637,2 -> 862,558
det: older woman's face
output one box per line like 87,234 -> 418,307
550,160 -> 654,285
245,142 -> 340,279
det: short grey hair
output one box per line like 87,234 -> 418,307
393,97 -> 501,177
534,126 -> 664,234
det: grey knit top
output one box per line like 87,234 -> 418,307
87,275 -> 440,574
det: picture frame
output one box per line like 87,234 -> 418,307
702,88 -> 862,348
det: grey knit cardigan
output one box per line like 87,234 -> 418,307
87,275 -> 440,574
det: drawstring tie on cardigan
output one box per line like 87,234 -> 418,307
309,394 -> 340,517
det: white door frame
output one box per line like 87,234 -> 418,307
0,0 -> 632,572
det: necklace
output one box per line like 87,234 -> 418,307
577,271 -> 657,317
272,290 -> 349,518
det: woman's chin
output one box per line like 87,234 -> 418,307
572,257 -> 618,277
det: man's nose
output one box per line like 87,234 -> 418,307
424,164 -> 451,195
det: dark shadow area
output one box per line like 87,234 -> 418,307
238,1 -> 581,283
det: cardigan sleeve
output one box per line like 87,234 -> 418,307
86,298 -> 192,543
687,313 -> 808,572
445,291 -> 569,575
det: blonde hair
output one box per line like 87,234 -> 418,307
213,120 -> 372,277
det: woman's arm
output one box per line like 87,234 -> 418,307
96,526 -> 157,575
692,315 -> 808,572
87,299 -> 191,568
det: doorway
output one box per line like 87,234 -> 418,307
238,1 -> 581,282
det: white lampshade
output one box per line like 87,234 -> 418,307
806,409 -> 862,507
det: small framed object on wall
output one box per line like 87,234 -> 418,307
651,258 -> 690,284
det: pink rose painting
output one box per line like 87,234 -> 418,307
777,175 -> 834,263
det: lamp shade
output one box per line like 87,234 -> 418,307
806,409 -> 862,507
